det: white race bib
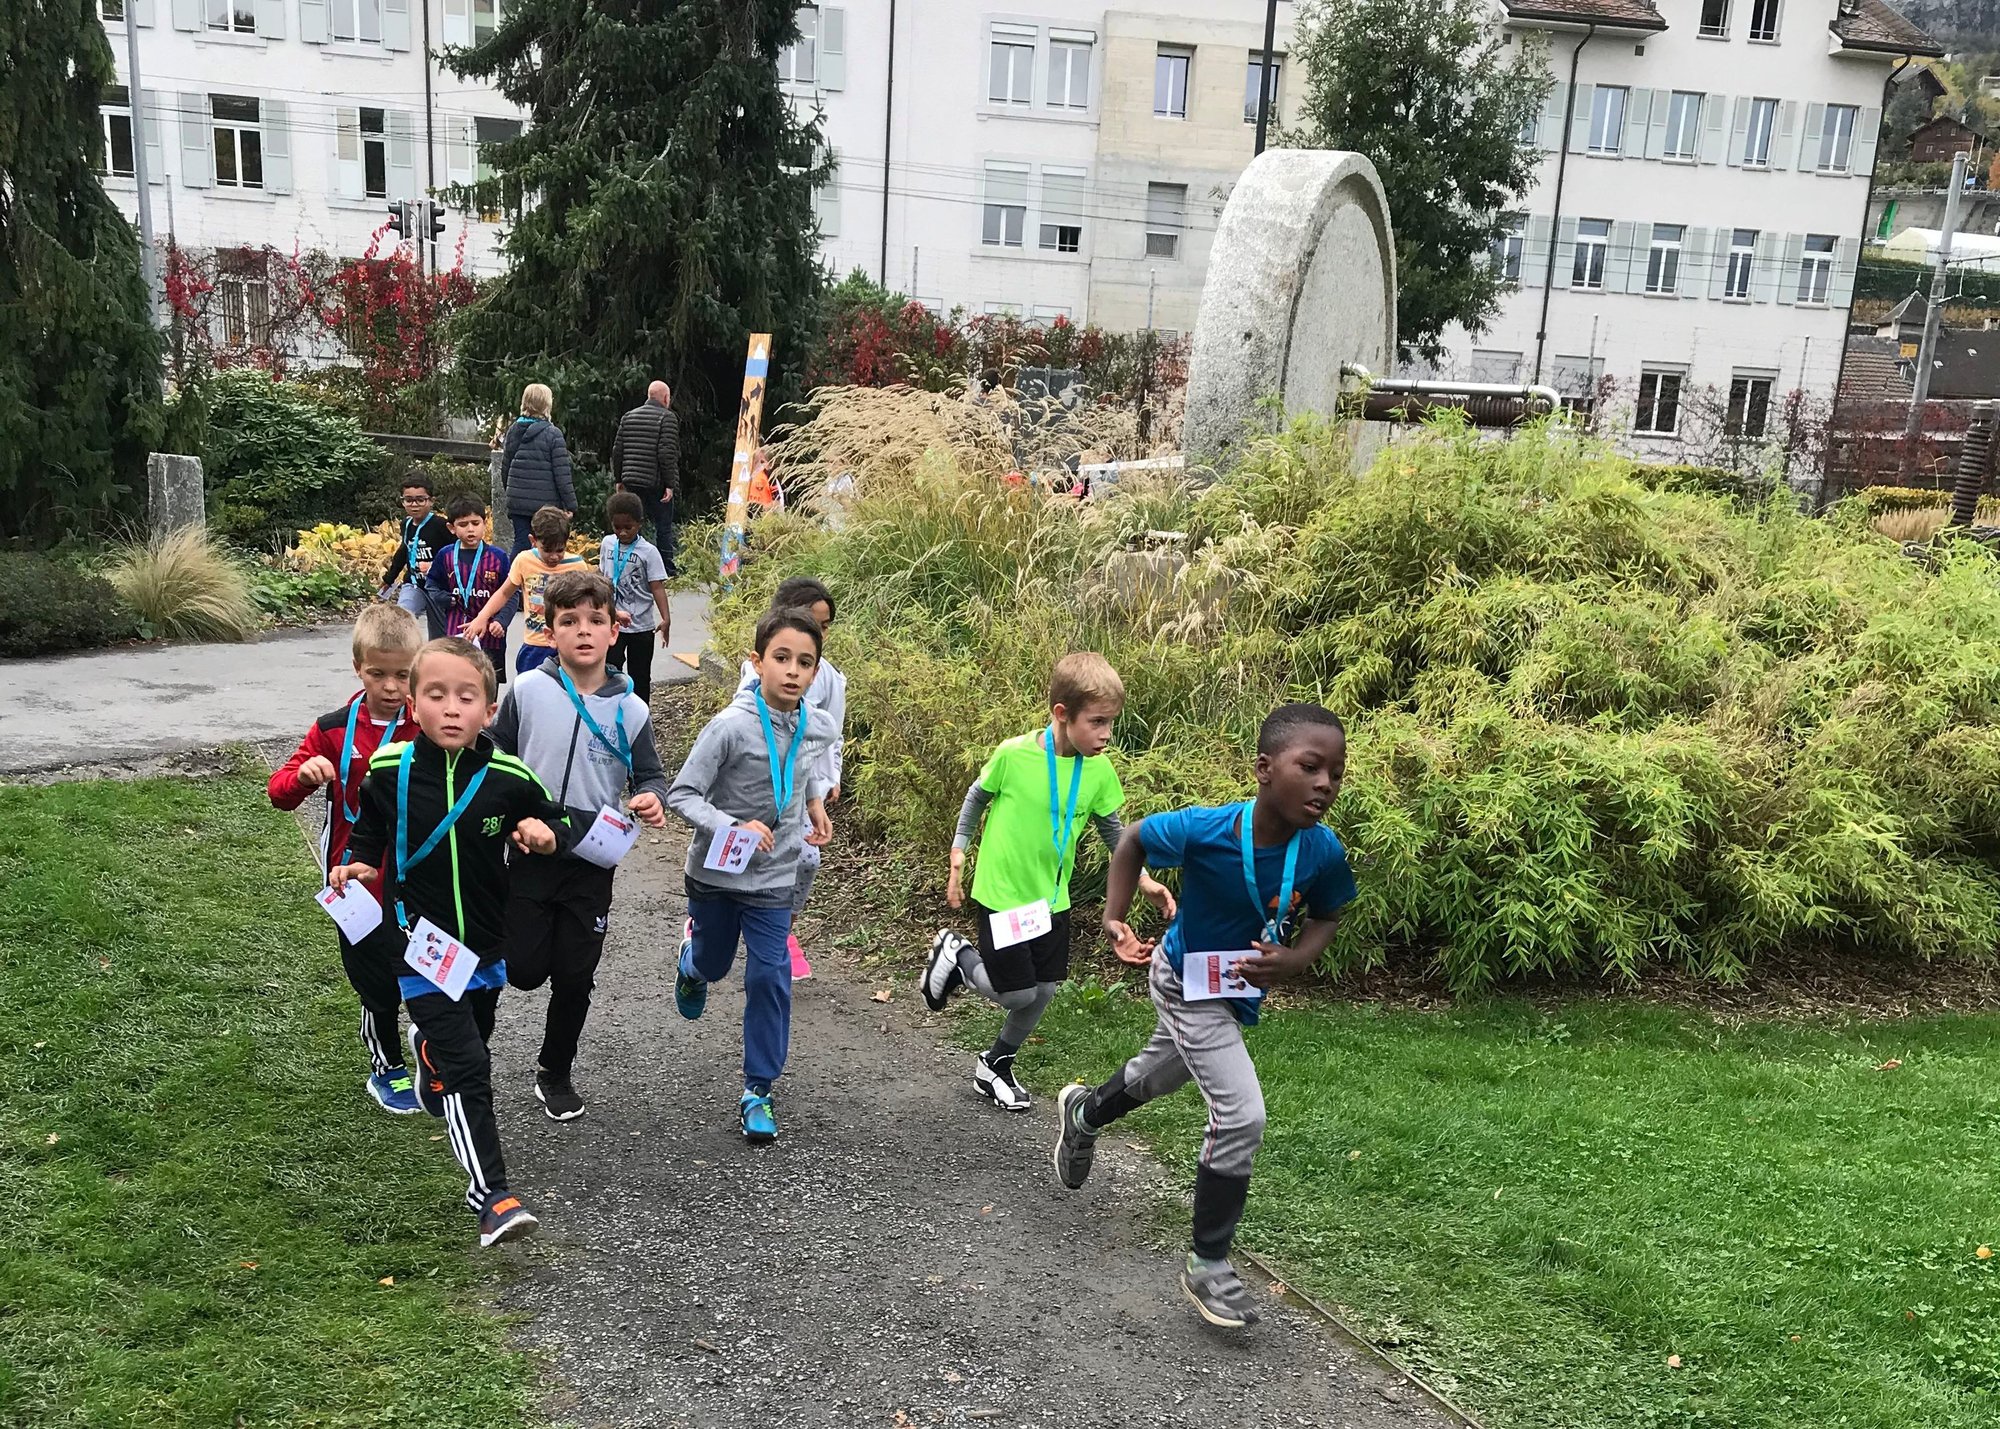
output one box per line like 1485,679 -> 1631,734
316,880 -> 383,941
989,899 -> 1054,949
703,824 -> 760,875
1181,950 -> 1261,1002
573,805 -> 641,869
404,916 -> 479,1000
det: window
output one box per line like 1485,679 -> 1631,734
1588,85 -> 1627,154
1645,224 -> 1685,295
1665,92 -> 1702,160
1725,228 -> 1756,299
982,163 -> 1028,248
100,0 -> 126,20
1146,181 -> 1186,259
1747,0 -> 1779,40
99,85 -> 135,178
1049,38 -> 1091,110
1727,374 -> 1774,437
1039,167 -> 1086,254
1155,46 -> 1191,119
475,114 -> 522,221
1818,104 -> 1858,173
989,33 -> 1033,105
208,0 -> 254,33
1552,354 -> 1605,416
361,108 -> 386,199
815,161 -> 840,237
331,0 -> 382,43
210,94 -> 262,189
1470,350 -> 1523,383
1699,0 -> 1728,36
217,249 -> 271,349
1572,217 -> 1610,289
1744,97 -> 1777,167
1245,52 -> 1281,125
472,0 -> 497,44
1635,369 -> 1683,434
779,7 -> 817,84
1492,213 -> 1526,284
1797,233 -> 1835,304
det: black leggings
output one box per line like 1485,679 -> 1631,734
608,631 -> 656,704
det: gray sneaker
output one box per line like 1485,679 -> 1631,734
1052,1083 -> 1099,1190
1180,1256 -> 1261,1329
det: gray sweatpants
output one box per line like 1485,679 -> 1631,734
955,934 -> 1058,1053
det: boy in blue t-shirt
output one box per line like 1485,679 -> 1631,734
1051,702 -> 1355,1331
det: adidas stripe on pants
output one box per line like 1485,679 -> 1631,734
406,987 -> 508,1212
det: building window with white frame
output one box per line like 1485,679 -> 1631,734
1155,45 -> 1191,119
1492,213 -> 1525,284
1588,85 -> 1627,154
331,0 -> 382,43
1645,224 -> 1685,295
1039,167 -> 1086,254
99,85 -> 136,178
475,115 -> 523,220
1747,0 -> 1779,40
211,95 -> 262,189
208,0 -> 254,33
779,7 -> 818,84
100,0 -> 126,20
1048,35 -> 1091,110
1699,0 -> 1728,36
1635,368 -> 1684,434
1744,97 -> 1777,166
990,29 -> 1034,105
981,162 -> 1028,248
1245,52 -> 1281,125
1664,92 -> 1702,161
1553,354 -> 1605,416
1797,233 -> 1835,304
1818,104 -> 1859,173
1727,373 -> 1774,437
217,248 -> 271,349
361,108 -> 387,198
1572,217 -> 1610,289
1725,228 -> 1756,299
1146,181 -> 1186,258
1469,350 -> 1523,383
473,0 -> 498,43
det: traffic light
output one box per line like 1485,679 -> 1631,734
386,199 -> 409,240
427,200 -> 446,243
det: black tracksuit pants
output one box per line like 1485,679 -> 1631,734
407,983 -> 506,1212
607,631 -> 657,705
339,927 -> 405,1077
504,856 -> 615,1079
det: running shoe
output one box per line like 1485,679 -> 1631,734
974,1051 -> 1031,1113
788,933 -> 814,982
675,929 -> 708,1021
1052,1083 -> 1099,1190
366,1067 -> 423,1116
477,1195 -> 540,1248
1180,1255 -> 1261,1329
405,1025 -> 446,1118
921,929 -> 967,1011
534,1068 -> 585,1121
739,1090 -> 778,1144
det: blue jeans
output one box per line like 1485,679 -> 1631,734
510,514 -> 536,557
644,491 -> 678,576
685,894 -> 793,1093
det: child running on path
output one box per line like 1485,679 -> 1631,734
333,637 -> 579,1247
1051,702 -> 1355,1330
667,607 -> 837,1144
425,496 -> 512,683
734,576 -> 845,982
920,653 -> 1173,1112
267,603 -> 423,1114
465,505 -> 586,676
380,474 -> 451,639
599,491 -> 671,704
494,570 -> 669,1121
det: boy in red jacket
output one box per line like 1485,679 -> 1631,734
268,603 -> 424,1114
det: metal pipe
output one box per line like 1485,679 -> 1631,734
1254,0 -> 1279,156
421,0 -> 436,276
1949,399 -> 1997,528
878,0 -> 896,286
123,11 -> 160,325
1533,23 -> 1596,384
1907,148 -> 1969,444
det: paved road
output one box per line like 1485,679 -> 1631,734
0,593 -> 711,775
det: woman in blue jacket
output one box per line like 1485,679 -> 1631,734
500,382 -> 576,554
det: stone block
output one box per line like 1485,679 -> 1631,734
146,452 -> 206,536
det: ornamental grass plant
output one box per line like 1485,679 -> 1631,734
108,526 -> 258,643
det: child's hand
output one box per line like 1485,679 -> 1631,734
806,798 -> 832,847
616,609 -> 633,627
1234,939 -> 1306,989
627,791 -> 667,828
657,625 -> 672,648
825,784 -> 842,806
1105,919 -> 1154,967
1138,871 -> 1177,922
739,819 -> 775,853
946,847 -> 966,909
486,620 -> 506,640
512,818 -> 557,855
329,861 -> 377,892
296,755 -> 338,789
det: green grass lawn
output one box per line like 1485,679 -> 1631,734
995,977 -> 2000,1429
0,775 -> 535,1428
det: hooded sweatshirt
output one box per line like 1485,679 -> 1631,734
491,663 -> 670,848
667,683 -> 839,905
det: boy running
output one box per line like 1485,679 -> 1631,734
1051,702 -> 1355,1330
380,475 -> 450,638
465,504 -> 586,676
267,603 -> 423,1114
425,496 -> 512,683
920,653 -> 1173,1112
494,570 -> 669,1121
332,637 -> 579,1247
599,492 -> 671,704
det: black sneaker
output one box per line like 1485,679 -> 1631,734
974,1051 -> 1031,1112
921,929 -> 967,1011
477,1194 -> 540,1248
1052,1083 -> 1099,1190
1180,1255 -> 1261,1329
535,1069 -> 585,1121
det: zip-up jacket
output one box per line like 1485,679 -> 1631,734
500,416 -> 576,516
424,541 -> 513,662
268,693 -> 406,898
611,400 -> 680,498
491,663 -> 670,853
347,732 -> 578,962
383,512 -> 452,586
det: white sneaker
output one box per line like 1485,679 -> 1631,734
922,929 -> 967,1011
974,1051 -> 1031,1112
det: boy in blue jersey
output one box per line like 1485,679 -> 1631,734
1051,702 -> 1355,1330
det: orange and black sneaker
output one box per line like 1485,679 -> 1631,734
405,1025 -> 446,1118
478,1194 -> 540,1248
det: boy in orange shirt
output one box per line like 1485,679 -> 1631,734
466,504 -> 586,675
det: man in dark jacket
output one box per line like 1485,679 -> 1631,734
612,380 -> 681,576
500,383 -> 576,554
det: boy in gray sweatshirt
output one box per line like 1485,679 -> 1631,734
494,569 -> 669,1121
667,606 -> 838,1144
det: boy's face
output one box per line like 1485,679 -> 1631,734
354,647 -> 413,717
1256,727 -> 1347,830
451,512 -> 485,546
400,487 -> 433,520
411,652 -> 496,749
611,514 -> 641,544
807,599 -> 833,630
754,628 -> 820,707
1054,698 -> 1119,758
551,601 -> 614,670
537,537 -> 568,562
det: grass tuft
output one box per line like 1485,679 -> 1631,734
108,526 -> 259,642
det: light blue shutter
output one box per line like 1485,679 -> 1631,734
299,0 -> 327,42
1568,83 -> 1593,152
178,91 -> 211,187
1708,228 -> 1731,298
819,8 -> 845,91
1854,106 -> 1881,176
1752,232 -> 1781,302
1799,102 -> 1826,171
256,0 -> 284,35
171,0 -> 199,30
1607,220 -> 1642,293
1682,227 -> 1708,298
1556,215 -> 1579,286
263,98 -> 292,194
1771,101 -> 1796,171
141,88 -> 165,185
1774,233 -> 1804,304
133,0 -> 154,25
1728,96 -> 1749,166
383,0 -> 410,50
1539,84 -> 1566,151
333,107 -> 363,198
1700,93 -> 1726,164
1830,237 -> 1858,307
1523,214 -> 1552,287
442,0 -> 468,45
1635,89 -> 1661,158
387,108 -> 417,199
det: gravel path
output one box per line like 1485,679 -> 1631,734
485,824 -> 1449,1429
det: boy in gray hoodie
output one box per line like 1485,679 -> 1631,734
495,569 -> 670,1121
667,606 -> 838,1143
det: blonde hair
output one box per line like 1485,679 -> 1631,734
1050,651 -> 1125,716
411,636 -> 498,703
352,603 -> 423,663
520,382 -> 553,418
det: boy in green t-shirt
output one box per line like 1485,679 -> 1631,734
920,652 -> 1174,1112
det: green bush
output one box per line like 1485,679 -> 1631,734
363,453 -> 494,528
248,562 -> 372,620
0,554 -> 135,657
719,408 -> 2000,990
200,369 -> 382,544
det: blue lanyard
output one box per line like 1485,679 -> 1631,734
338,697 -> 399,825
557,667 -> 632,772
1044,727 -> 1084,900
393,743 -> 488,933
753,685 -> 807,820
1238,801 -> 1301,944
403,518 -> 425,576
609,537 -> 635,588
450,542 -> 490,611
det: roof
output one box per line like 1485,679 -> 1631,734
1911,115 -> 1980,139
1929,331 -> 2000,399
1840,336 -> 1914,403
1830,0 -> 1944,57
1499,0 -> 1666,31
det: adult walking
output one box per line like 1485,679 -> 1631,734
612,379 -> 681,577
500,382 -> 576,554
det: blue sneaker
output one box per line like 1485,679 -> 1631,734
366,1067 -> 423,1116
675,924 -> 708,1021
405,1025 -> 446,1118
739,1090 -> 778,1144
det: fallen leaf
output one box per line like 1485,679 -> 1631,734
239,1261 -> 259,1270
429,1134 -> 445,1142
1792,1333 -> 1804,1340
943,1370 -> 963,1384
378,1276 -> 395,1286
693,1337 -> 721,1355
1347,1149 -> 1362,1161
871,989 -> 892,1003
1906,1311 -> 1917,1321
32,1040 -> 45,1049
1667,1354 -> 1683,1369
98,959 -> 111,970
1875,1058 -> 1903,1072
1269,1280 -> 1288,1297
44,1133 -> 58,1146
1493,1188 -> 1503,1199
979,1204 -> 994,1215
1979,1245 -> 1993,1260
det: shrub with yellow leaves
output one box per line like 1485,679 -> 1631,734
284,522 -> 401,579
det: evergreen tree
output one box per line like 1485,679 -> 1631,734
446,0 -> 828,502
1288,0 -> 1550,364
0,0 -> 162,543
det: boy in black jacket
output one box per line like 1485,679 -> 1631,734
380,474 -> 452,638
333,636 -> 579,1247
